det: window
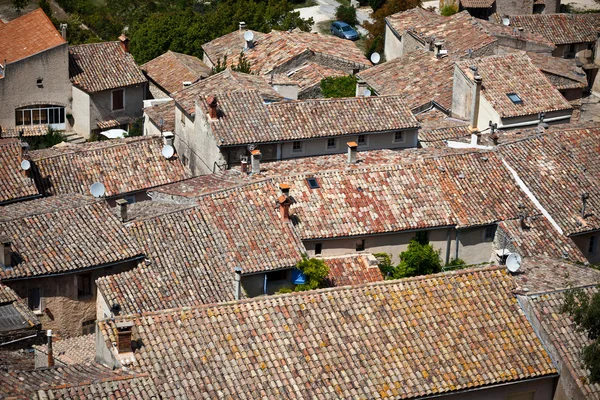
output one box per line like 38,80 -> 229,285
112,89 -> 125,110
507,93 -> 522,104
326,138 -> 336,149
82,319 -> 95,335
357,135 -> 367,146
393,131 -> 404,143
15,105 -> 64,127
36,78 -> 43,87
266,269 -> 288,281
590,236 -> 597,255
28,288 -> 40,311
292,141 -> 303,153
77,274 -> 93,298
315,243 -> 322,255
415,231 -> 429,244
484,225 -> 496,242
307,177 -> 320,189
355,239 -> 365,252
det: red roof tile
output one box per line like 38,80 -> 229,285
507,13 -> 600,45
324,254 -> 383,287
141,50 -> 210,95
0,139 -> 39,204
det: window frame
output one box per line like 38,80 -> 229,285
506,93 -> 523,104
111,89 -> 125,111
28,288 -> 41,312
355,239 -> 366,252
307,177 -> 320,189
393,131 -> 405,144
357,134 -> 368,147
326,138 -> 337,150
77,273 -> 93,299
292,141 -> 304,154
483,225 -> 496,242
82,319 -> 96,335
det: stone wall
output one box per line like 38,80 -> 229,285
496,0 -> 534,15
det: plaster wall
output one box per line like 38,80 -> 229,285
496,0 -> 534,15
71,86 -> 91,136
384,24 -> 404,61
452,66 -> 475,120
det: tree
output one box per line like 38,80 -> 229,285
232,52 -> 252,74
363,0 -> 422,55
23,128 -> 65,150
335,5 -> 358,26
374,252 -> 394,278
294,256 -> 329,291
440,4 -> 458,16
11,0 -> 28,15
39,0 -> 52,17
320,75 -> 357,98
390,239 -> 442,279
562,288 -> 600,384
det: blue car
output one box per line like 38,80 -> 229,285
330,21 -> 359,41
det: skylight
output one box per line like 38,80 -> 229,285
507,93 -> 523,104
307,177 -> 320,189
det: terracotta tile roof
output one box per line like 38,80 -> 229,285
98,267 -> 556,399
98,180 -> 305,315
33,334 -> 95,365
0,195 -> 143,279
0,9 -> 65,65
456,54 -> 572,118
141,50 -> 210,95
173,69 -> 282,115
143,101 -> 175,132
69,42 -> 147,93
202,29 -> 370,75
357,49 -> 455,111
507,13 -> 600,45
386,9 -> 497,60
498,216 -> 587,263
499,127 -> 600,235
0,283 -> 40,339
478,19 -> 555,50
197,91 -> 419,146
416,108 -> 471,144
150,173 -> 248,200
459,0 -> 494,7
0,139 -> 40,204
526,51 -> 588,90
35,376 -> 159,399
0,125 -> 48,138
525,288 -> 600,398
324,254 -> 383,287
29,136 -> 191,197
285,62 -> 346,94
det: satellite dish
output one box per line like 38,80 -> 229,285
162,145 -> 175,159
244,30 -> 254,42
90,182 -> 106,198
502,17 -> 510,26
20,160 -> 31,171
370,52 -> 381,64
363,89 -> 372,97
506,253 -> 522,273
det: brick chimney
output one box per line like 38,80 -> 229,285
115,321 -> 134,353
470,72 -> 482,131
279,183 -> 290,196
206,96 -> 218,120
116,199 -> 128,222
251,149 -> 261,174
278,194 -> 292,221
347,142 -> 358,164
241,156 -> 249,173
0,236 -> 11,269
119,34 -> 130,53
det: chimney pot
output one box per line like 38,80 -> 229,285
119,34 -> 130,53
347,142 -> 358,164
116,199 -> 128,222
278,195 -> 292,222
206,96 -> 218,120
60,24 -> 67,41
279,183 -> 290,195
239,21 -> 246,32
250,150 -> 261,174
163,132 -> 174,146
0,236 -> 11,269
115,321 -> 134,353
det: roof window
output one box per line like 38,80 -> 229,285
307,177 -> 320,189
507,93 -> 523,104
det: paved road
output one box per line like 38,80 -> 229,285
298,0 -> 373,33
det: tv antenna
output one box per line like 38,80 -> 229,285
370,52 -> 381,65
20,160 -> 31,171
161,145 -> 175,159
90,182 -> 106,198
506,253 -> 522,274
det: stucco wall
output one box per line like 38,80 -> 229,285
0,43 -> 71,129
495,38 -> 554,55
553,43 -> 590,58
496,0 -> 534,14
571,231 -> 600,265
452,66 -> 475,120
384,24 -> 404,61
437,376 -> 556,400
477,95 -> 502,130
452,226 -> 496,264
4,261 -> 137,337
71,86 -> 91,135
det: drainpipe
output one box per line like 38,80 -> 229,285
445,229 -> 451,265
454,229 -> 460,261
47,330 -> 54,367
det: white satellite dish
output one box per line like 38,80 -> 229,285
370,52 -> 381,64
502,17 -> 510,26
506,253 -> 522,273
162,145 -> 175,159
363,89 -> 372,97
244,30 -> 254,42
90,182 -> 106,198
20,160 -> 31,171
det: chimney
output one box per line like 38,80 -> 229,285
355,79 -> 368,97
115,321 -> 134,353
163,132 -> 174,146
119,34 -> 130,53
60,23 -> 67,41
251,149 -> 261,174
239,21 -> 246,32
240,156 -> 249,173
279,183 -> 290,196
347,141 -> 358,164
470,132 -> 479,146
47,330 -> 54,367
206,96 -> 218,120
433,42 -> 443,57
0,236 -> 11,269
582,192 -> 590,219
116,199 -> 128,222
234,266 -> 242,300
278,194 -> 292,221
470,73 -> 482,131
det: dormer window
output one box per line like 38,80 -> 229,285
507,93 -> 522,104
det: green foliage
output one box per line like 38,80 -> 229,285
363,0 -> 422,55
294,256 -> 330,291
440,4 -> 458,16
211,56 -> 229,74
369,0 -> 386,11
390,239 -> 442,279
11,0 -> 28,15
276,287 -> 293,294
374,252 -> 394,278
39,0 -> 52,17
320,75 -> 357,98
23,128 -> 65,150
211,52 -> 253,75
335,5 -> 358,26
445,258 -> 465,267
125,118 -> 143,137
562,288 -> 600,383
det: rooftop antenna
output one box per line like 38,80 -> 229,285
20,160 -> 31,171
506,253 -> 522,274
370,52 -> 381,65
162,144 -> 175,159
90,182 -> 106,198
